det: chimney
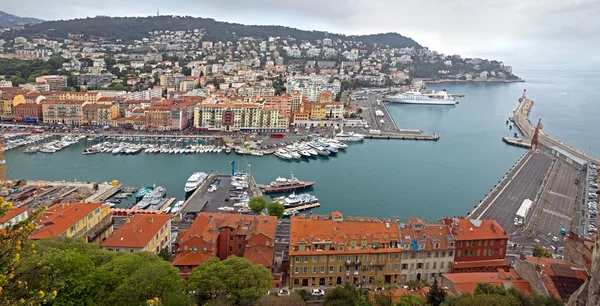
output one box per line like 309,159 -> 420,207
137,228 -> 143,232
126,218 -> 131,223
148,217 -> 153,223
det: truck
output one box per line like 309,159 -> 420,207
514,199 -> 532,226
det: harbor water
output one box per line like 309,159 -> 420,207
5,67 -> 600,220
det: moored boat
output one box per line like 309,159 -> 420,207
261,174 -> 315,193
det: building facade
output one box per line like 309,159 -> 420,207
36,75 -> 68,91
194,103 -> 287,132
0,207 -> 28,229
442,217 -> 509,273
101,213 -> 171,254
42,100 -> 88,125
30,202 -> 113,243
14,103 -> 43,122
82,104 -> 118,125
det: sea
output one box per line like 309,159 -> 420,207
6,67 -> 600,221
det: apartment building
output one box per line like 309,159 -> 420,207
101,213 -> 171,254
0,207 -> 28,228
159,73 -> 185,87
125,88 -> 163,100
14,103 -> 43,122
397,218 -> 455,283
286,75 -> 341,102
82,103 -> 118,125
144,100 -> 195,131
194,103 -> 287,132
20,82 -> 50,92
0,93 -> 26,117
289,212 -> 402,288
35,75 -> 67,91
30,202 -> 113,243
42,100 -> 88,125
442,217 -> 509,273
172,213 -> 277,278
258,94 -> 293,117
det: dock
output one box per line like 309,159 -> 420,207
502,137 -> 531,148
159,197 -> 176,211
285,202 -> 321,213
368,134 -> 439,141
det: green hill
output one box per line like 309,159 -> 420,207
1,15 -> 421,49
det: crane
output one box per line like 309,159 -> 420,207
531,119 -> 542,151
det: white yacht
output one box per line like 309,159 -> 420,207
384,90 -> 458,105
323,139 -> 348,149
274,149 -> 292,160
184,172 -> 208,193
335,131 -> 365,142
287,150 -> 301,159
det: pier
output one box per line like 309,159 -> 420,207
502,137 -> 531,148
285,202 -> 320,214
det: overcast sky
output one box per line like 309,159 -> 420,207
3,0 -> 599,66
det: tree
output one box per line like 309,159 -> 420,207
426,278 -> 447,306
0,197 -> 57,305
395,293 -> 427,306
157,248 -> 170,261
249,196 -> 268,214
532,245 -> 553,258
295,289 -> 311,302
267,201 -> 285,218
451,293 -> 520,306
188,256 -> 273,305
405,279 -> 426,290
324,283 -> 362,306
93,252 -> 188,306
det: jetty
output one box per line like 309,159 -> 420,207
284,202 -> 321,214
511,91 -> 600,165
502,136 -> 531,148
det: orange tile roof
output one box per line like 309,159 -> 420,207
244,245 -> 275,268
14,103 -> 42,109
0,207 -> 28,224
442,269 -> 532,295
30,203 -> 104,239
172,251 -> 216,266
42,99 -> 87,105
176,214 -> 220,245
83,103 -> 113,109
522,256 -> 588,299
199,103 -> 259,108
453,259 -> 508,269
398,219 -> 453,250
100,213 -> 171,249
290,213 -> 401,255
444,217 -> 509,241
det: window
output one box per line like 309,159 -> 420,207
329,266 -> 334,272
304,256 -> 309,263
184,245 -> 188,251
457,250 -> 462,257
401,264 -> 408,270
425,263 -> 430,269
435,252 -> 439,258
330,256 -> 335,262
379,254 -> 384,260
313,266 -> 318,273
500,240 -> 504,245
387,264 -> 391,271
410,263 -> 414,270
295,256 -> 300,263
338,255 -> 344,261
229,246 -> 233,252
338,266 -> 343,272
477,249 -> 480,256
339,246 -> 344,251
193,246 -> 198,251
484,240 -> 488,247
351,241 -> 356,248
478,240 -> 482,247
394,264 -> 399,270
404,243 -> 410,250
321,256 -> 326,262
303,267 -> 309,273
417,263 -> 423,269
427,252 -> 431,258
313,256 -> 318,262
440,262 -> 444,269
361,241 -> 367,248
294,267 -> 299,274
95,208 -> 100,214
434,242 -> 440,249
457,241 -> 461,247
448,251 -> 453,257
320,266 -> 325,273
432,262 -> 437,269
500,248 -> 503,255
230,235 -> 233,240
372,255 -> 377,262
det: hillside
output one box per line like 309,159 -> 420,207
0,11 -> 44,27
0,15 -> 421,49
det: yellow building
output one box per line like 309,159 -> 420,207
30,202 -> 113,243
0,93 -> 25,117
318,91 -> 333,103
194,103 -> 286,132
310,103 -> 327,120
293,103 -> 311,123
82,103 -> 118,125
101,213 -> 172,254
42,100 -> 88,125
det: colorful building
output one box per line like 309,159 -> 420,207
14,103 -> 43,122
0,206 -> 28,228
172,213 -> 277,278
194,103 -> 286,132
100,213 -> 171,254
30,202 -> 113,243
82,103 -> 118,125
0,93 -> 26,117
42,100 -> 88,125
442,217 -> 509,273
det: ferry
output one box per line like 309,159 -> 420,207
184,172 -> 208,193
261,174 -> 315,193
275,193 -> 319,207
384,90 -> 458,105
334,131 -> 364,142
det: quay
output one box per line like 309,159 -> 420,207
347,90 -> 439,141
502,136 -> 530,148
285,202 -> 321,214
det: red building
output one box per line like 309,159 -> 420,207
171,213 -> 277,280
442,217 -> 509,273
14,103 -> 43,122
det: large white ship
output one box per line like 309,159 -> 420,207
184,172 -> 208,193
384,90 -> 458,105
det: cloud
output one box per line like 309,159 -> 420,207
3,0 -> 598,62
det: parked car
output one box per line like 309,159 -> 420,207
552,236 -> 560,242
311,289 -> 325,297
278,289 -> 290,296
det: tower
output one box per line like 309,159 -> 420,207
0,135 -> 6,188
157,8 -> 160,16
531,119 -> 541,151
